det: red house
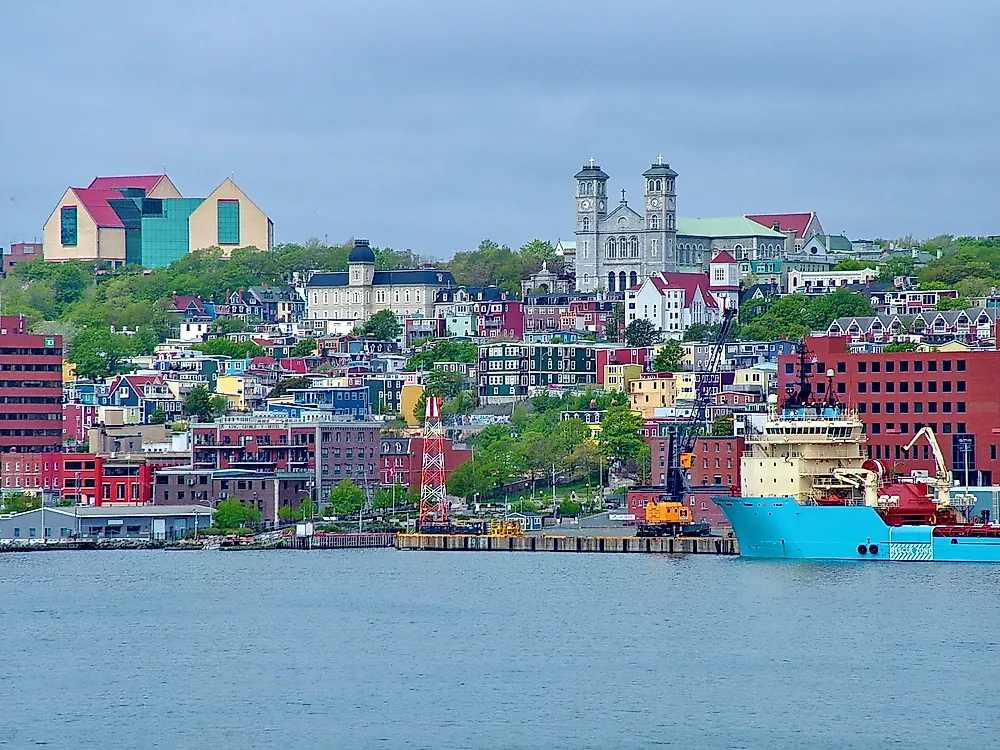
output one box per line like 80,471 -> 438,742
595,347 -> 651,384
379,435 -> 471,490
473,299 -> 524,340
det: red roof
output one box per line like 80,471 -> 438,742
71,188 -> 126,228
170,294 -> 206,314
710,250 -> 737,264
88,175 -> 165,192
745,213 -> 815,238
635,272 -> 719,309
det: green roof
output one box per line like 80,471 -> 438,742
678,216 -> 786,239
814,234 -> 853,252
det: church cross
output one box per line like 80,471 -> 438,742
588,157 -> 595,168
621,188 -> 627,202
657,154 -> 663,165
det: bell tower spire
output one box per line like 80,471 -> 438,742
574,160 -> 609,292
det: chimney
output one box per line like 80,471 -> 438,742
772,221 -> 780,231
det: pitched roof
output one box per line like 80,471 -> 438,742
744,213 -> 816,238
637,272 -> 719,308
72,187 -> 126,228
88,175 -> 165,192
677,216 -> 785,239
710,250 -> 737,264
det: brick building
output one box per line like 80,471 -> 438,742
3,243 -> 42,275
0,316 -> 63,493
378,435 -> 472,490
61,454 -> 154,506
645,434 -> 744,527
190,413 -> 381,494
781,336 -> 1000,486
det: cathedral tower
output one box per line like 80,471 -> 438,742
574,160 -> 608,292
641,158 -> 678,271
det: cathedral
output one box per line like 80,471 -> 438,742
573,158 -> 680,293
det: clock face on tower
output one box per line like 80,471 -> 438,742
648,198 -> 659,208
580,200 -> 590,210
598,199 -> 605,210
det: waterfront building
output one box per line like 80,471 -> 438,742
43,174 -> 272,267
781,335 -> 1000,485
61,453 -> 153,506
306,239 -> 456,323
191,413 -> 381,493
0,316 -> 63,494
0,505 -> 212,541
378,436 -> 471,490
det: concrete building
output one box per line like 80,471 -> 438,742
306,239 -> 457,322
42,174 -> 272,267
0,316 -> 63,493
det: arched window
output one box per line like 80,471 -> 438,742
647,179 -> 654,192
655,179 -> 661,192
582,216 -> 590,232
583,273 -> 590,285
608,272 -> 616,292
629,271 -> 638,288
629,236 -> 639,254
619,272 -> 627,291
618,237 -> 627,252
650,215 -> 660,230
606,238 -> 616,258
651,238 -> 658,255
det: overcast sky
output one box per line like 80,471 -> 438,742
1,0 -> 997,257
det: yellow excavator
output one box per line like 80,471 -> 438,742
636,499 -> 711,537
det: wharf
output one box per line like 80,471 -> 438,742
396,533 -> 739,555
282,532 -> 397,550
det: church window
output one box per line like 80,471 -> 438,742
618,237 -> 627,253
394,290 -> 400,303
619,272 -> 627,291
311,293 -> 318,305
654,179 -> 661,192
651,239 -> 658,255
582,216 -> 590,232
629,236 -> 639,256
608,273 -> 616,293
405,290 -> 411,303
583,274 -> 590,285
650,215 -> 660,230
630,271 -> 638,288
606,239 -> 616,259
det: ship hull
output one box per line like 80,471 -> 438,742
715,496 -> 1000,562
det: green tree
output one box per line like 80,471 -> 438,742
192,339 -> 266,358
635,444 -> 652,484
567,440 -> 603,482
267,376 -> 314,400
624,318 -> 658,347
598,405 -> 645,463
804,290 -> 874,330
290,337 -> 317,357
652,340 -> 684,372
711,414 -> 734,436
1,492 -> 41,514
328,479 -> 365,516
213,317 -> 248,334
414,370 -> 468,422
215,499 -> 252,529
447,458 -> 495,499
832,259 -> 867,271
883,341 -> 918,352
185,385 -> 226,422
877,255 -> 916,283
148,408 -> 168,425
404,340 -> 477,371
558,499 -> 582,516
68,328 -> 135,379
935,296 -> 969,311
373,484 -> 408,511
297,498 -> 317,521
358,309 -> 402,341
519,238 -> 557,265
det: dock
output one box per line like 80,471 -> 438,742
395,533 -> 739,555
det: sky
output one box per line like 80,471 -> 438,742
1,0 -> 998,258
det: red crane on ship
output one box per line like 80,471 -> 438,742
418,395 -> 448,530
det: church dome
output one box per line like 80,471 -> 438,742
349,238 -> 375,264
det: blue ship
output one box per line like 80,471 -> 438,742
715,347 -> 1000,562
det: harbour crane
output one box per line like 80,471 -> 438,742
904,426 -> 952,510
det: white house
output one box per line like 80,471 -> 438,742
787,267 -> 878,295
625,272 -> 721,339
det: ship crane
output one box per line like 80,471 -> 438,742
904,426 -> 952,510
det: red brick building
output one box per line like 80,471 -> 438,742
61,454 -> 153,506
3,243 -> 42,275
781,336 -> 1000,485
0,316 -> 63,493
379,435 -> 471,490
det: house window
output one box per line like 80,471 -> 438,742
60,206 -> 78,246
217,200 -> 240,245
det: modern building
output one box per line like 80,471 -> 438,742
3,243 -> 42,275
781,336 -> 1000,486
0,316 -> 63,493
42,175 -> 272,267
306,239 -> 456,322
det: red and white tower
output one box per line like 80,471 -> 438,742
418,395 -> 448,530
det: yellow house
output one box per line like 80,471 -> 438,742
401,383 -> 425,426
63,361 -> 77,383
604,363 -> 643,394
188,177 -> 273,258
675,372 -> 698,401
215,375 -> 252,412
628,374 -> 678,419
733,367 -> 770,393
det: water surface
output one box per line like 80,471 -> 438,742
2,550 -> 998,749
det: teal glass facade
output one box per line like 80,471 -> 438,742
140,198 -> 204,268
217,200 -> 240,245
108,198 -> 143,266
60,207 -> 77,246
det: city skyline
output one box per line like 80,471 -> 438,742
1,0 -> 997,257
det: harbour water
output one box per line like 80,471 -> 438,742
2,550 -> 999,749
